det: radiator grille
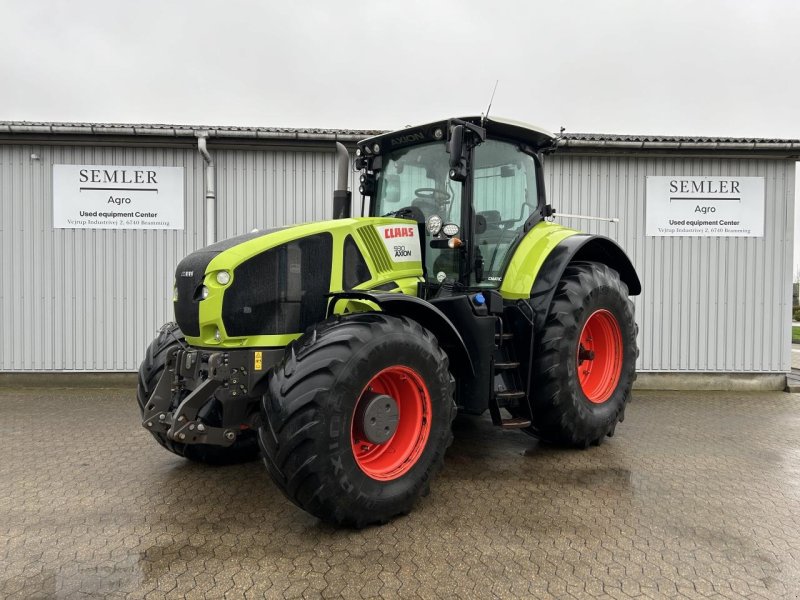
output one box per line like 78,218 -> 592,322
173,251 -> 218,337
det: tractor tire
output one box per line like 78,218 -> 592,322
259,313 -> 456,528
527,261 -> 637,447
136,322 -> 260,465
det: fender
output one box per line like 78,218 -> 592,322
327,291 -> 475,378
528,234 -> 641,331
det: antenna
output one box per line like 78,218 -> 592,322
482,80 -> 499,126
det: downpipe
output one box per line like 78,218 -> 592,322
197,134 -> 216,244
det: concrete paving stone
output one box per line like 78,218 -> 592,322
1,388 -> 800,598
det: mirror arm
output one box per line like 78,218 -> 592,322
448,118 -> 487,143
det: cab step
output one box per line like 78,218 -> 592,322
495,390 -> 526,401
495,332 -> 514,343
494,361 -> 520,370
501,417 -> 531,429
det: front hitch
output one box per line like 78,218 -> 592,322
141,349 -> 240,447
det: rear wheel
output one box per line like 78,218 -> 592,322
137,322 -> 260,465
258,313 -> 455,527
528,262 -> 637,447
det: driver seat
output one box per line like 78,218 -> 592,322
478,210 -> 506,243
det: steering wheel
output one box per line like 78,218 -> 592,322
498,219 -> 519,229
414,187 -> 451,201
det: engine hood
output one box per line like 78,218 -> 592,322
173,217 -> 424,348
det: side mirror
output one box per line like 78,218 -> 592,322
448,125 -> 464,168
448,125 -> 467,182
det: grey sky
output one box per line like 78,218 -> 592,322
2,0 -> 799,138
3,0 -> 800,270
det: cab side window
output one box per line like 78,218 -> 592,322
472,140 -> 538,285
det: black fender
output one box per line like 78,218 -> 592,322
529,234 -> 641,331
327,291 -> 475,378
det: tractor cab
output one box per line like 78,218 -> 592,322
356,116 -> 557,291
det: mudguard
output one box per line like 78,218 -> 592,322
528,234 -> 641,331
499,220 -> 639,330
327,291 -> 475,378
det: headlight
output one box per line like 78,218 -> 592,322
214,328 -> 221,342
426,215 -> 443,236
216,271 -> 231,285
200,286 -> 209,300
173,286 -> 178,302
442,223 -> 460,237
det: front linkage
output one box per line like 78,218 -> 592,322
141,347 -> 270,447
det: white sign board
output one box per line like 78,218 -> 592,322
645,176 -> 764,237
53,165 -> 184,229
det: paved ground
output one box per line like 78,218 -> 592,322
1,387 -> 799,599
791,343 -> 800,370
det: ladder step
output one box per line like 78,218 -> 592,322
495,332 -> 514,342
495,361 -> 520,370
495,390 -> 526,401
502,417 -> 531,429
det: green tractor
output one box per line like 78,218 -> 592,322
137,116 -> 640,527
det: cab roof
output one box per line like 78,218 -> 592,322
359,116 -> 557,153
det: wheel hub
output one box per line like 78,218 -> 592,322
576,309 -> 624,404
358,392 -> 399,444
350,365 -> 432,481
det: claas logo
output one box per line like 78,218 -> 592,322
383,227 -> 415,239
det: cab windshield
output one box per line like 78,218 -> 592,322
373,142 -> 463,282
372,138 -> 539,288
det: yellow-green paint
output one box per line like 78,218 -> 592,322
185,217 -> 423,348
182,217 -> 579,349
498,221 -> 579,300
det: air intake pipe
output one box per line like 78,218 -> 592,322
332,142 -> 352,219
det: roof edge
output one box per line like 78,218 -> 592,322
0,120 -> 797,151
0,120 -> 381,143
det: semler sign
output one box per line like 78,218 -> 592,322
645,176 -> 764,237
53,165 -> 184,230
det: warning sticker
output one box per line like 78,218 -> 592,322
254,351 -> 263,371
374,225 -> 422,263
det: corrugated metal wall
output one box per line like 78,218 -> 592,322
543,154 -> 795,373
0,142 -> 337,371
0,139 -> 794,372
215,148 -> 336,239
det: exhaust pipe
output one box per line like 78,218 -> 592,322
332,142 -> 352,219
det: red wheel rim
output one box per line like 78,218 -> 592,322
350,366 -> 432,481
577,309 -> 623,404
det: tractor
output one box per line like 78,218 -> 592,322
137,116 -> 640,527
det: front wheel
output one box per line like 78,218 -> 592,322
258,313 -> 455,527
528,262 -> 638,447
